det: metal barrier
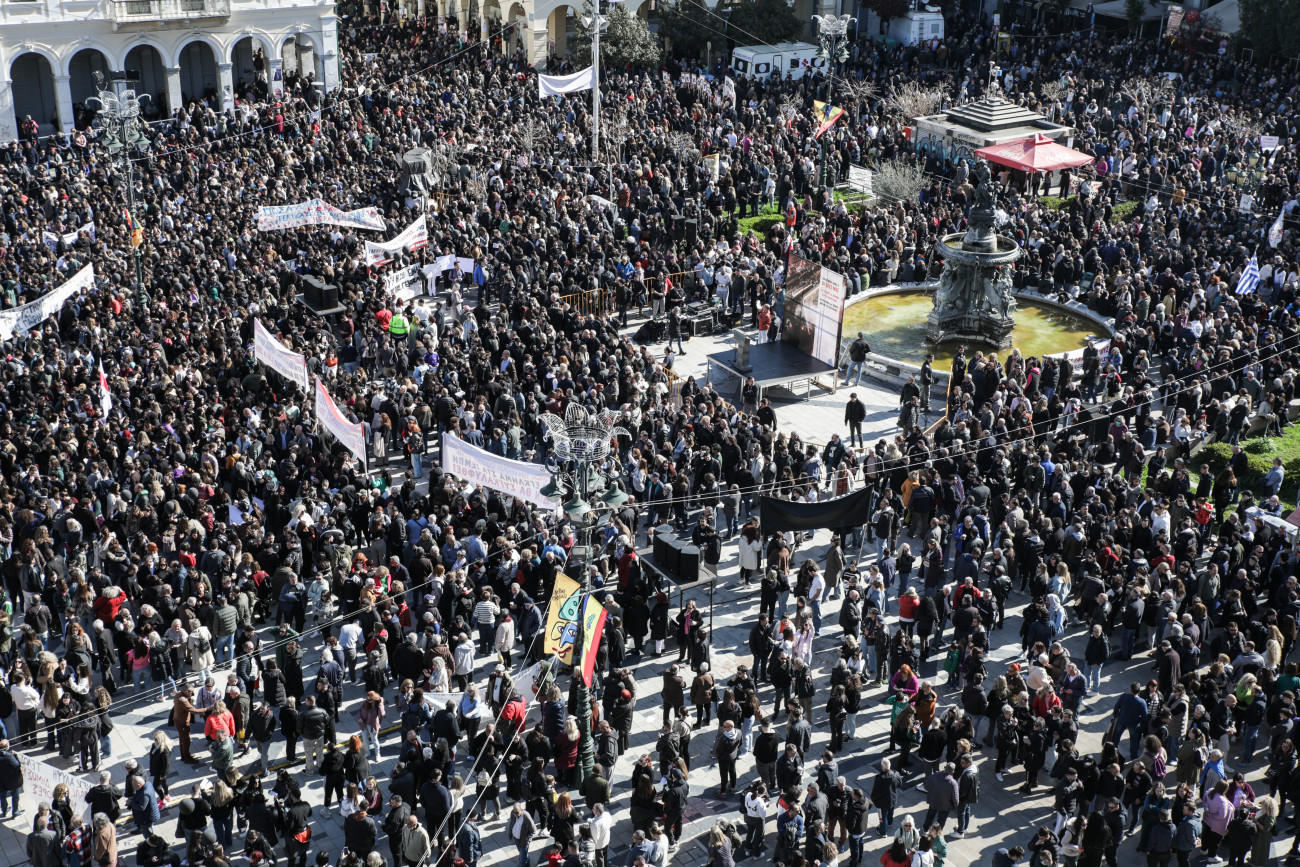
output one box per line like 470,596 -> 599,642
557,287 -> 615,318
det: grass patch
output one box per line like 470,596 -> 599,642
1200,424 -> 1300,505
738,213 -> 784,237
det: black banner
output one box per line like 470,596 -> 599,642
759,488 -> 872,535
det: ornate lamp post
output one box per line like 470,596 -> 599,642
814,14 -> 854,192
538,404 -> 630,794
88,72 -> 151,295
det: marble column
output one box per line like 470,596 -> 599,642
164,66 -> 183,115
53,74 -> 75,133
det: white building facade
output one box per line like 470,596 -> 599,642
0,0 -> 338,140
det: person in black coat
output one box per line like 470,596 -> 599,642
344,807 -> 379,859
280,698 -> 300,763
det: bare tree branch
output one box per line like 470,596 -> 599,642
887,81 -> 945,120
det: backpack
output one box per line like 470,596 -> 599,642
193,632 -> 211,655
778,819 -> 800,853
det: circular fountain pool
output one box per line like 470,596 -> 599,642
842,289 -> 1108,367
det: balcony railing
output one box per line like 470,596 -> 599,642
107,0 -> 229,23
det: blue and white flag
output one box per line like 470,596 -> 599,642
1236,255 -> 1261,295
1270,212 -> 1285,248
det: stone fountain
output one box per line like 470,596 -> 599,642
927,158 -> 1023,349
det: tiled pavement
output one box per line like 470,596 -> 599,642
0,316 -> 1282,867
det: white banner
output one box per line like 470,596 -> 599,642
422,254 -> 476,291
441,433 -> 560,511
1261,135 -> 1280,152
19,754 -> 90,821
365,215 -> 429,266
315,378 -> 368,465
539,66 -> 595,98
254,319 -> 310,391
0,263 -> 94,341
847,165 -> 874,196
42,221 -> 95,252
383,265 -> 423,301
256,198 -> 386,232
813,267 -> 847,368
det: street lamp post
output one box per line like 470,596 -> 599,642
89,72 -> 151,296
538,404 -> 630,794
814,14 -> 854,192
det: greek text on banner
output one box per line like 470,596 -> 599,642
256,198 -> 386,232
253,319 -> 310,392
315,377 -> 368,465
440,433 -> 560,511
0,263 -> 94,341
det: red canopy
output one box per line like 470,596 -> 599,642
975,133 -> 1094,174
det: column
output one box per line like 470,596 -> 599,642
480,12 -> 487,41
164,66 -> 183,115
53,75 -> 74,133
217,62 -> 234,112
321,19 -> 341,90
417,0 -> 425,17
0,78 -> 17,143
528,22 -> 548,67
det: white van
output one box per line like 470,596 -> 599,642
730,42 -> 825,81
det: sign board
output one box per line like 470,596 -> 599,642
19,754 -> 90,820
1167,5 -> 1184,31
1239,193 -> 1255,214
1261,135 -> 1280,152
847,165 -> 873,196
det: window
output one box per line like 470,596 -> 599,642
755,62 -> 769,74
789,58 -> 799,69
733,59 -> 748,73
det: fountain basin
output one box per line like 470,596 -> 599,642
842,287 -> 1114,382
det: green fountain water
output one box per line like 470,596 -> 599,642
843,290 -> 1104,366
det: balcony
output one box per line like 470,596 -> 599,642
106,0 -> 230,27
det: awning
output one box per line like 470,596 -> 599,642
1202,0 -> 1241,33
976,133 -> 1095,174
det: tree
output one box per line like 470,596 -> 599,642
888,81 -> 945,120
728,0 -> 802,46
872,158 -> 928,203
1124,0 -> 1144,35
867,0 -> 911,31
1240,0 -> 1300,59
572,4 -> 662,70
658,0 -> 714,60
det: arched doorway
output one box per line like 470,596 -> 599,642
230,36 -> 268,102
123,44 -> 168,115
548,5 -> 577,58
68,48 -> 110,129
178,41 -> 218,108
281,35 -> 321,84
11,53 -> 58,136
505,2 -> 526,55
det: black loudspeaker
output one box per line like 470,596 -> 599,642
679,544 -> 701,584
303,274 -> 339,311
671,214 -> 685,240
304,277 -> 322,309
684,219 -> 698,243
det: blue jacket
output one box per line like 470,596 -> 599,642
1112,692 -> 1148,731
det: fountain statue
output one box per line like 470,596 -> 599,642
927,158 -> 1023,349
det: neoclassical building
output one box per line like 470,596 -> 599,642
0,0 -> 338,140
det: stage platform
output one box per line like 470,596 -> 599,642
706,338 -> 839,403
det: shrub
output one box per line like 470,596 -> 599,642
1113,200 -> 1139,221
1200,441 -> 1232,474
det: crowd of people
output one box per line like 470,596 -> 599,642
0,6 -> 1298,867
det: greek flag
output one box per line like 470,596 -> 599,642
1236,255 -> 1261,295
